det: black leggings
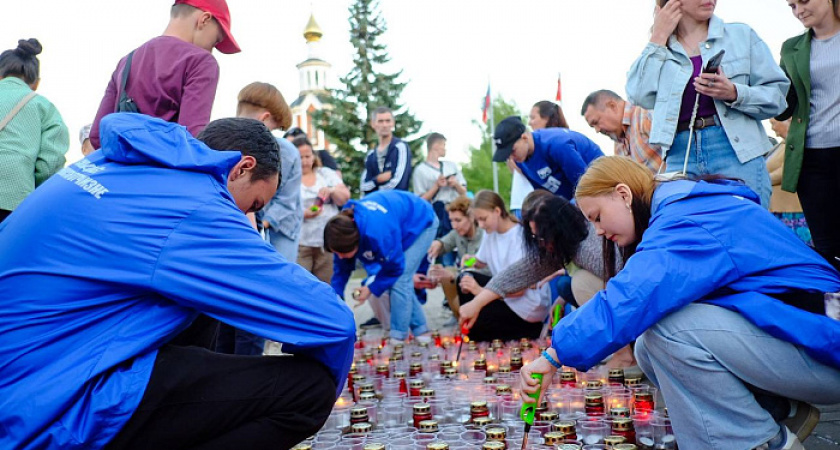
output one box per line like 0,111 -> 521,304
458,272 -> 544,342
106,321 -> 335,450
797,147 -> 840,271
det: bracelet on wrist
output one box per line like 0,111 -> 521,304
542,350 -> 562,370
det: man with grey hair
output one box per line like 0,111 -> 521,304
361,106 -> 413,195
581,89 -> 663,173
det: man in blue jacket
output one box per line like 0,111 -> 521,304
492,115 -> 603,200
0,114 -> 356,450
360,106 -> 413,195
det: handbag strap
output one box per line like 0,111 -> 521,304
0,90 -> 38,133
118,51 -> 136,111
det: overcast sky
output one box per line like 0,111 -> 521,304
2,1 -> 805,164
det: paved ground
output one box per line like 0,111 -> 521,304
345,277 -> 840,448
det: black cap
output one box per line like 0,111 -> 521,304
492,116 -> 526,162
283,127 -> 306,139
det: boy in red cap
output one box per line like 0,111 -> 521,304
89,0 -> 240,149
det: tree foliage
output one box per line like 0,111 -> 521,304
313,0 -> 423,197
462,96 -> 524,206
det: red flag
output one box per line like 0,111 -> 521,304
555,73 -> 562,103
482,84 -> 491,124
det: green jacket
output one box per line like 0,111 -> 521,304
777,31 -> 812,193
0,77 -> 69,211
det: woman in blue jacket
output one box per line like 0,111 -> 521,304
626,0 -> 789,208
522,156 -> 840,450
326,190 -> 438,342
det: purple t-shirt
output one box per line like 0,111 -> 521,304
90,36 -> 220,148
678,55 -> 717,123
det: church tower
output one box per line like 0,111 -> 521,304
290,13 -> 332,150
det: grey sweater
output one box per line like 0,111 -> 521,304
436,227 -> 492,277
484,222 -> 622,296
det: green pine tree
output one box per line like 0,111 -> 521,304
313,0 -> 423,197
462,96 -> 524,206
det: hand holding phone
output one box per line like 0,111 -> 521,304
703,49 -> 725,74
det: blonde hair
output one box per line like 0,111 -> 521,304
576,156 -> 656,209
237,82 -> 292,131
576,156 -> 656,278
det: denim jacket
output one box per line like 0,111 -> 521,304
626,16 -> 789,164
256,137 -> 302,240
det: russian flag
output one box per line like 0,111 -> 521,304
481,84 -> 491,124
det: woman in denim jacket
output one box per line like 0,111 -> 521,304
626,0 -> 790,208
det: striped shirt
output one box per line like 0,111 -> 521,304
806,31 -> 840,149
0,77 -> 69,211
615,103 -> 663,173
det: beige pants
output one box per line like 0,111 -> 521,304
297,245 -> 333,284
367,292 -> 391,332
571,269 -> 637,368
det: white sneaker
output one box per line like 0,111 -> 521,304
414,334 -> 432,344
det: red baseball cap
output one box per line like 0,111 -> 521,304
175,0 -> 241,54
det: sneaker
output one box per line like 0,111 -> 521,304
783,400 -> 820,442
753,426 -> 805,450
359,317 -> 381,329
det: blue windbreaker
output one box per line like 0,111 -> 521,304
0,114 -> 356,449
552,179 -> 840,370
331,191 -> 435,298
516,128 -> 604,199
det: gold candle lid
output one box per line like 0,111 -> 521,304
558,445 -> 582,450
393,342 -> 404,350
485,426 -> 506,439
604,435 -> 627,445
413,403 -> 431,413
497,365 -> 512,374
612,417 -> 635,431
359,391 -> 376,401
614,444 -> 638,450
375,364 -> 389,372
352,374 -> 367,382
411,351 -> 423,359
510,355 -> 523,364
610,407 -> 631,418
543,431 -> 568,445
393,371 -> 407,379
624,376 -> 643,385
418,419 -> 439,432
483,376 -> 497,384
439,360 -> 453,369
634,390 -> 654,401
482,442 -> 506,450
609,368 -> 625,377
560,371 -> 576,380
350,406 -> 369,418
409,379 -> 425,388
350,422 -> 372,433
473,416 -> 493,426
291,444 -> 313,450
410,362 -> 423,369
470,400 -> 488,411
585,393 -> 604,403
510,346 -> 522,355
585,380 -> 603,389
495,384 -> 512,394
364,444 -> 386,450
426,443 -> 449,450
419,388 -> 436,397
552,420 -> 576,433
389,354 -> 402,362
539,411 -> 559,421
443,367 -> 458,377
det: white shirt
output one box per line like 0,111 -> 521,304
476,223 -> 549,322
412,160 -> 467,204
509,171 -> 534,210
299,167 -> 342,248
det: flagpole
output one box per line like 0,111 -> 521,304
489,84 -> 498,194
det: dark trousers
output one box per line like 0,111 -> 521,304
458,272 -> 543,342
107,322 -> 335,450
797,147 -> 840,271
0,209 -> 10,223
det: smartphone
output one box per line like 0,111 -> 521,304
703,49 -> 725,74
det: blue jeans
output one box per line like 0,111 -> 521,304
667,125 -> 771,208
635,303 -> 840,449
388,217 -> 437,340
266,228 -> 300,262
